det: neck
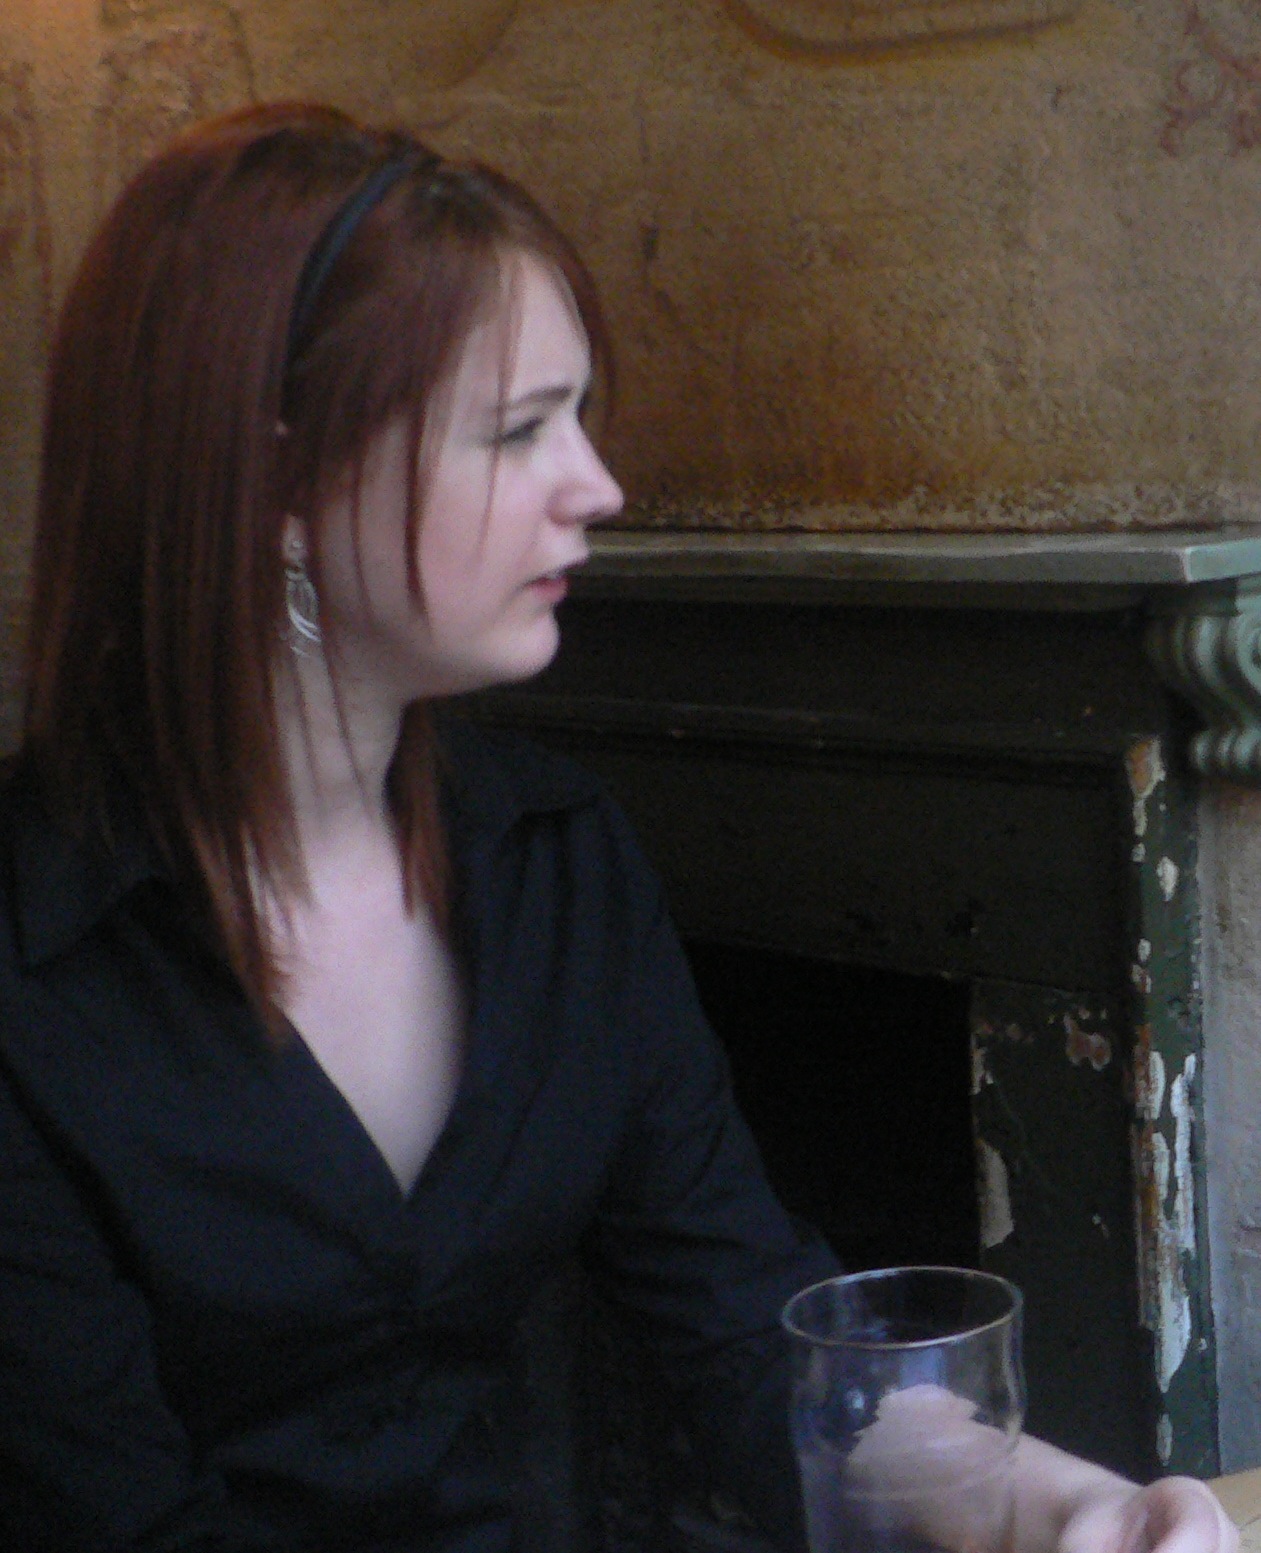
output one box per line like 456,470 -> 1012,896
273,649 -> 405,864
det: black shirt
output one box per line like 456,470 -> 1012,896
0,721 -> 835,1552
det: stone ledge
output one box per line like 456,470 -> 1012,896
581,527 -> 1261,590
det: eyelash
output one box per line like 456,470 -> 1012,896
491,391 -> 592,450
494,417 -> 544,448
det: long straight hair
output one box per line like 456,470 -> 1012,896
24,102 -> 612,1033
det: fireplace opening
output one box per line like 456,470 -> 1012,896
685,940 -> 980,1272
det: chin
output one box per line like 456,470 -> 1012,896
461,626 -> 561,694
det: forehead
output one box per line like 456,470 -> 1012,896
447,253 -> 591,409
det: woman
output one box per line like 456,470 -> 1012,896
0,103 -> 1237,1553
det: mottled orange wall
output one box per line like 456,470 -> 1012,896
5,0 -> 1261,564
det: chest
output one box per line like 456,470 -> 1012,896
279,887 -> 465,1194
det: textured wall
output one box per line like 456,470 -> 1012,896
7,0 -> 1261,557
1199,790 -> 1261,1470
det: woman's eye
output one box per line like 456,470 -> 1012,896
495,417 -> 544,448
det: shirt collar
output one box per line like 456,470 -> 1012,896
7,720 -> 600,969
6,761 -> 167,970
437,715 -> 604,846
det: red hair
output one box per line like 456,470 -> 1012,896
24,102 -> 612,1032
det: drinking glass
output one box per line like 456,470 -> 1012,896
782,1267 -> 1025,1553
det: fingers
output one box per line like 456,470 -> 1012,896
1135,1479 -> 1239,1553
1056,1477 -> 1237,1553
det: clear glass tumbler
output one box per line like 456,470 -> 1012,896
782,1266 -> 1025,1553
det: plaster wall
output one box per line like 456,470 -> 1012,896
1198,789 -> 1261,1469
6,0 -> 1261,557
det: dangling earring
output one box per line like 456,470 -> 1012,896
282,529 -> 322,656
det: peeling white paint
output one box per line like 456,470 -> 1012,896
1132,843 -> 1146,864
977,1140 -> 1014,1249
1137,939 -> 1152,965
1171,1058 -> 1197,1257
1131,963 -> 1152,996
1144,1131 -> 1192,1391
1157,1413 -> 1174,1466
1133,1052 -> 1197,1395
1127,740 -> 1166,840
1157,857 -> 1180,902
1135,1048 -> 1166,1122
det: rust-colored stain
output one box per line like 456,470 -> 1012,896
1064,1011 -> 1112,1071
1126,740 -> 1166,841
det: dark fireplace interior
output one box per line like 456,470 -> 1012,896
684,941 -> 980,1272
553,950 -> 982,1551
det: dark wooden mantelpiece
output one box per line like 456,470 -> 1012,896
468,526 -> 1261,1483
580,528 -> 1261,787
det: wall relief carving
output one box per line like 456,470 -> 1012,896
95,2 -> 255,200
1162,0 -> 1261,153
725,0 -> 1081,51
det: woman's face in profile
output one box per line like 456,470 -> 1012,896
309,252 -> 623,708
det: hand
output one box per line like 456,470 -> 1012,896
1057,1476 -> 1238,1553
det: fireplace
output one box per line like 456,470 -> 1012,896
686,943 -> 978,1271
468,526 -> 1261,1487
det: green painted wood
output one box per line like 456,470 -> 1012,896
466,592 -> 1219,1480
971,980 -> 1149,1478
1120,737 -> 1219,1478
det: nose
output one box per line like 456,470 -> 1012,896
557,425 -> 624,528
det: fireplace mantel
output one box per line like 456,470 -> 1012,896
581,527 -> 1261,786
582,526 -> 1261,596
469,524 -> 1255,1481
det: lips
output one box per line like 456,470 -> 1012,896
529,573 -> 570,601
530,553 -> 588,588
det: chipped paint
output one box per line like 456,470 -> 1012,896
1135,1043 -> 1167,1122
977,1139 -> 1014,1249
1064,1011 -> 1112,1071
1126,740 -> 1166,840
1138,939 -> 1152,964
1157,1413 -> 1174,1466
1131,962 -> 1152,995
1133,1046 -> 1197,1394
1157,857 -> 1180,902
1132,842 -> 1147,863
1170,1059 -> 1198,1257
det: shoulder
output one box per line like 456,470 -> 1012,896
438,716 -> 610,831
438,715 -> 667,926
0,753 -> 163,973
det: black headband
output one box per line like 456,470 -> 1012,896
284,151 -> 427,371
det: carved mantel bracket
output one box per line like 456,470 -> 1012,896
1146,578 -> 1261,785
